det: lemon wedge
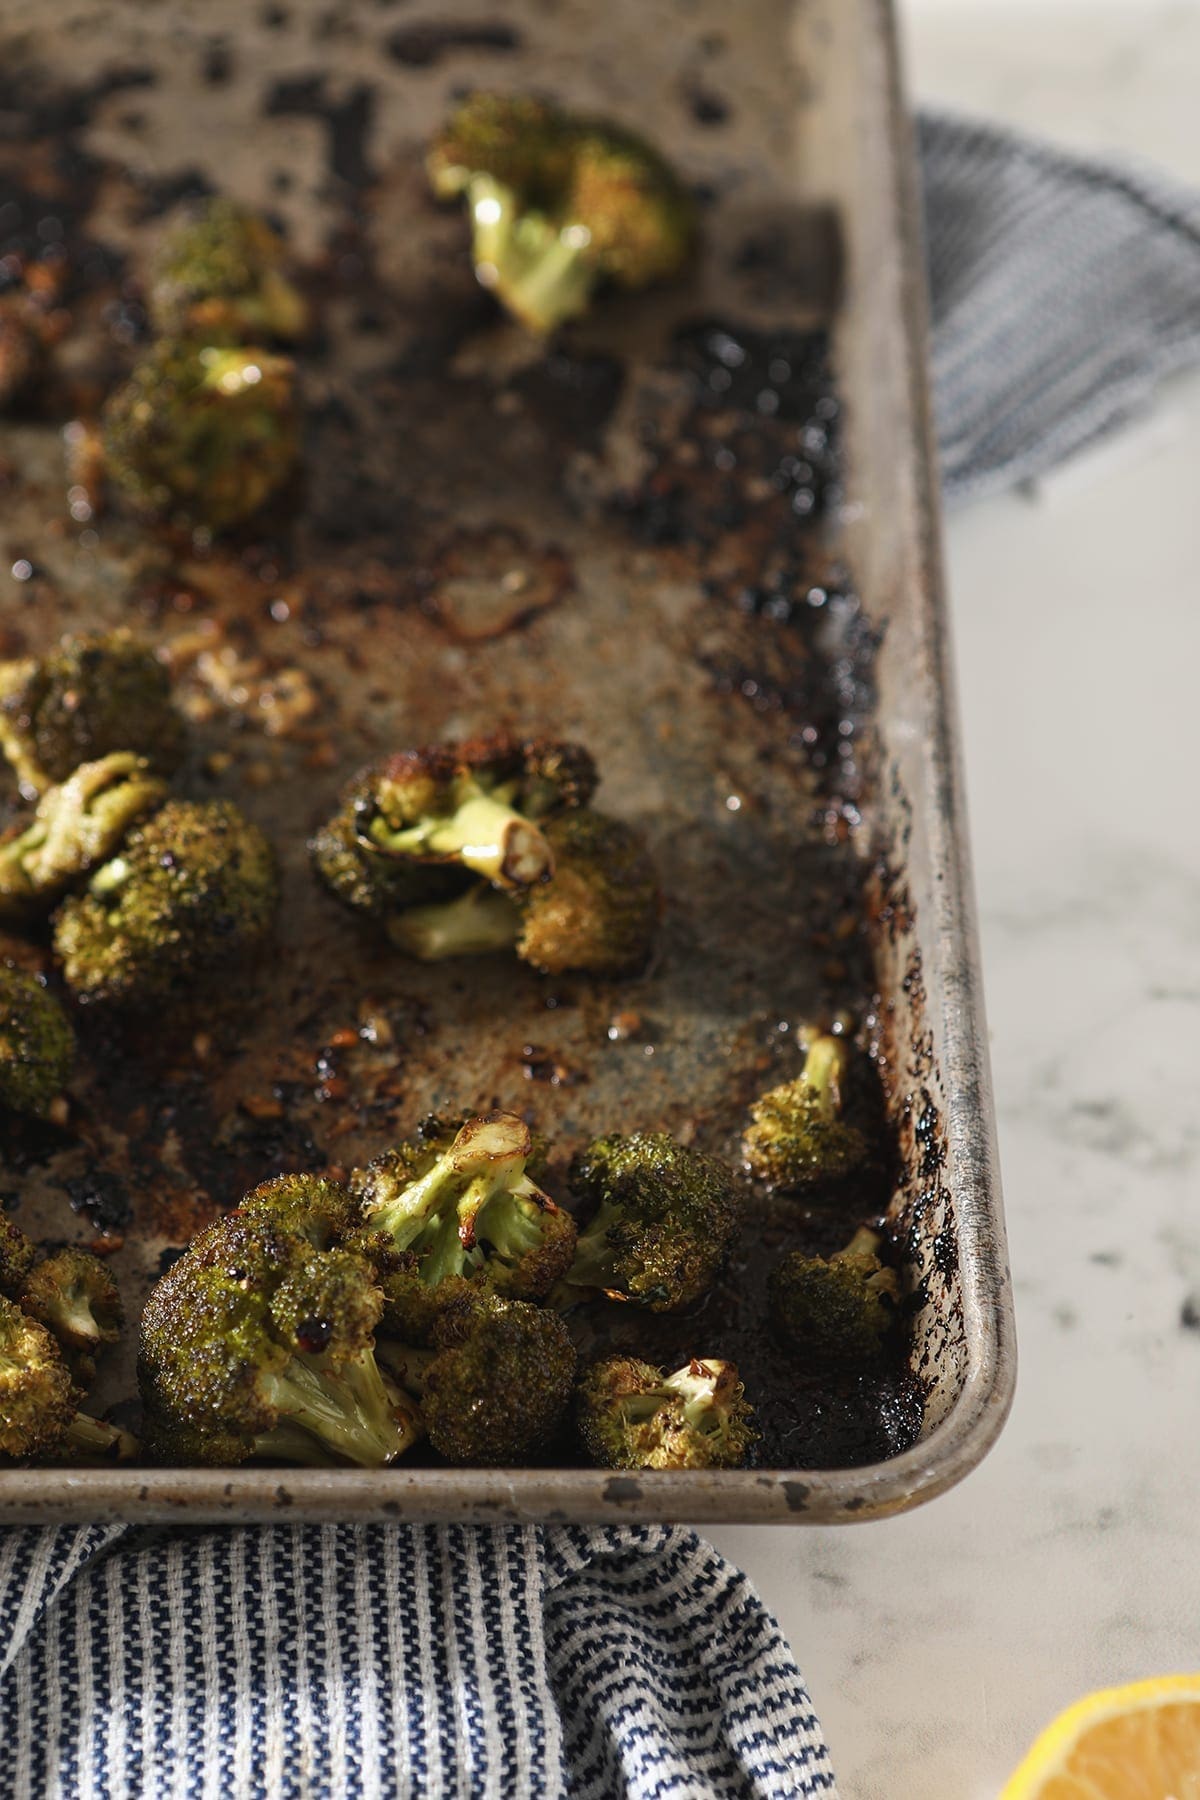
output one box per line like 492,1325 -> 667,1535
1001,1676 -> 1200,1799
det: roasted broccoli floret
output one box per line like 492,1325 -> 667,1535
19,1249 -> 123,1354
53,798 -> 279,1007
742,1031 -> 875,1191
349,1111 -> 576,1342
391,808 -> 660,976
381,1289 -> 576,1465
101,338 -> 300,533
0,630 -> 185,796
0,754 -> 168,923
139,1173 -> 420,1467
561,1131 -> 739,1312
0,966 -> 74,1118
428,93 -> 695,334
0,295 -> 44,409
149,198 -> 309,344
575,1354 -> 755,1470
768,1227 -> 900,1369
0,1295 -> 76,1458
314,736 -> 596,918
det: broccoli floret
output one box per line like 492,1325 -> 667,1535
101,338 -> 300,534
0,1215 -> 38,1297
19,1249 -> 123,1354
0,1295 -> 76,1458
0,754 -> 169,923
149,199 -> 309,344
742,1031 -> 876,1191
139,1173 -> 420,1467
0,295 -> 44,410
382,1289 -> 576,1465
0,630 -> 185,796
0,966 -> 74,1118
562,1131 -> 739,1312
428,93 -> 695,334
53,798 -> 279,1007
575,1354 -> 756,1470
319,736 -> 596,911
390,808 -> 660,976
768,1227 -> 900,1369
349,1111 -> 577,1341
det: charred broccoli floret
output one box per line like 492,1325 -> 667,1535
139,1173 -> 420,1467
561,1131 -> 739,1312
742,1031 -> 875,1191
428,93 -> 695,334
101,338 -> 300,533
0,966 -> 74,1118
768,1227 -> 900,1369
19,1249 -> 123,1354
0,1292 -> 138,1464
315,735 -> 596,916
0,1295 -> 76,1458
0,754 -> 168,922
382,1289 -> 576,1465
0,630 -> 185,796
391,808 -> 660,976
149,199 -> 309,344
575,1354 -> 756,1470
349,1111 -> 576,1342
53,798 -> 279,1007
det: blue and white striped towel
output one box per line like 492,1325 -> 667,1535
6,112 -> 1200,1800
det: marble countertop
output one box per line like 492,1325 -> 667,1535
710,4 -> 1200,1795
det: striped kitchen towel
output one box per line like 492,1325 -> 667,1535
6,111 -> 1200,1800
0,1523 -> 836,1799
920,110 -> 1200,500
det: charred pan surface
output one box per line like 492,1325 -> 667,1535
0,0 -> 929,1474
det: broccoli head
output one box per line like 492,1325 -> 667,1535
53,798 -> 279,1007
0,754 -> 168,923
323,735 -> 596,903
0,966 -> 74,1118
0,1295 -> 77,1458
575,1354 -> 756,1470
0,295 -> 44,410
0,630 -> 185,796
101,338 -> 300,533
139,1173 -> 420,1466
383,1289 -> 576,1465
19,1249 -> 123,1354
768,1227 -> 900,1369
562,1131 -> 739,1312
428,93 -> 695,334
149,198 -> 309,344
742,1031 -> 876,1192
349,1111 -> 576,1342
390,808 -> 660,976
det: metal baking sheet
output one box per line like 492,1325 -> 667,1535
0,0 -> 1015,1522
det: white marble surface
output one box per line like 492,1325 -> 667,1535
709,5 -> 1200,1795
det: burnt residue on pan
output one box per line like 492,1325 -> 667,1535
0,19 -> 929,1475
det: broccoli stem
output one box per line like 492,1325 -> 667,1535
262,1353 -> 413,1466
376,1340 -> 435,1398
63,1411 -> 139,1462
387,883 -> 520,963
467,174 -> 597,335
372,788 -> 552,889
800,1033 -> 848,1119
835,1226 -> 884,1263
365,1114 -> 531,1253
40,1290 -> 105,1348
